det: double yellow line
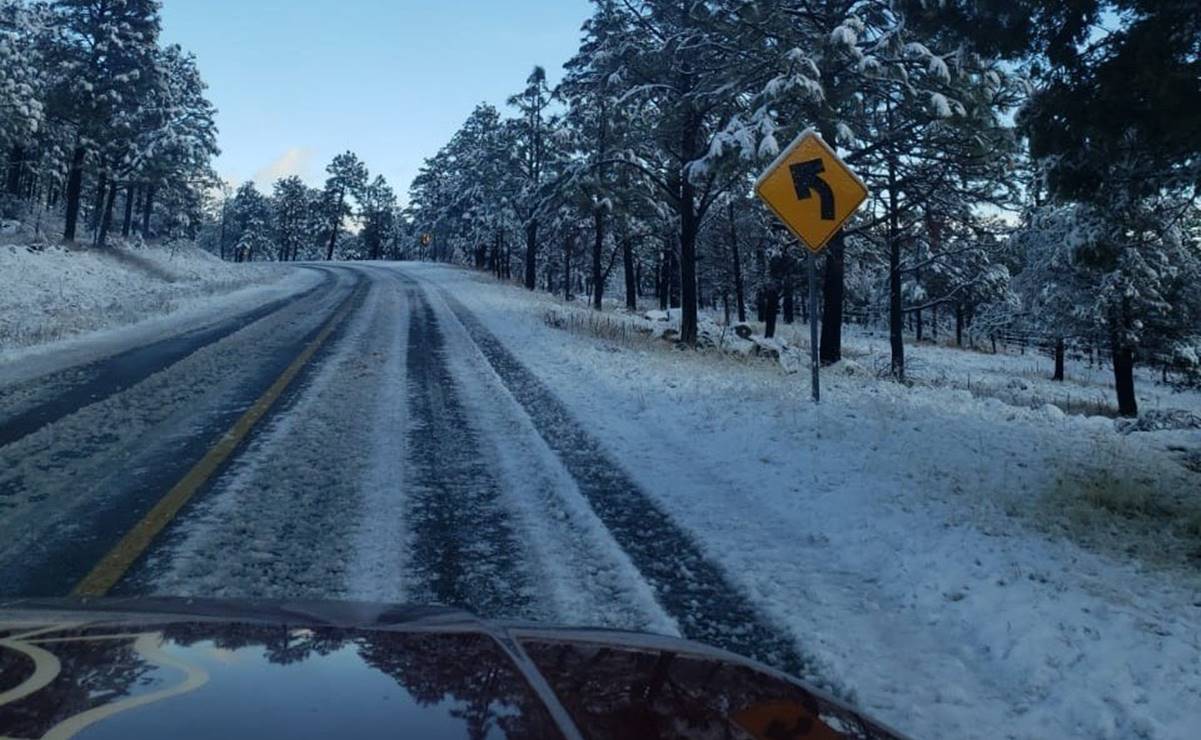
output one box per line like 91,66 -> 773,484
72,291 -> 359,597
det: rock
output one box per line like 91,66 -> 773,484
750,337 -> 781,360
1039,403 -> 1066,421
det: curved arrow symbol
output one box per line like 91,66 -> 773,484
789,159 -> 836,221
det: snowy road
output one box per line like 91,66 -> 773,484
8,261 -> 1199,739
0,263 -> 801,673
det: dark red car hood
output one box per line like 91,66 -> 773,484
0,598 -> 907,740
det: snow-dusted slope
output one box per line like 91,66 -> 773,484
0,243 -> 313,369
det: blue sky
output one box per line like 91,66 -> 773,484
161,1 -> 592,200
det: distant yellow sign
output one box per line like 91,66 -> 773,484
754,130 -> 868,253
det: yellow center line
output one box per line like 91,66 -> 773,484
72,290 -> 360,597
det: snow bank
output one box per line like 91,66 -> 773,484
0,243 -> 294,354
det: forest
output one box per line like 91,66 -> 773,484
402,0 -> 1201,418
3,0 -> 1199,418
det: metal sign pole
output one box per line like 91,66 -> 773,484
808,251 -> 820,404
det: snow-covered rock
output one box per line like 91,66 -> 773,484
1117,409 -> 1201,434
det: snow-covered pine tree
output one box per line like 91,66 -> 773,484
360,175 -> 397,262
319,152 -> 368,261
0,0 -> 46,205
272,176 -> 313,262
44,0 -> 162,242
228,180 -> 272,262
559,0 -> 637,310
506,66 -> 561,291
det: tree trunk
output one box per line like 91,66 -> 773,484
96,183 -> 119,248
564,230 -> 574,301
728,202 -> 746,323
679,187 -> 699,345
325,190 -> 343,261
5,144 -> 23,197
1053,337 -> 1065,381
122,186 -> 135,237
955,303 -> 964,347
819,230 -> 845,365
592,210 -> 605,310
141,185 -> 155,238
668,238 -> 681,309
782,284 -> 795,324
622,236 -> 636,311
63,145 -> 87,242
662,246 -> 672,309
523,219 -> 538,290
90,170 -> 108,237
1112,336 -> 1138,417
931,303 -> 939,341
764,286 -> 780,339
219,200 -> 228,260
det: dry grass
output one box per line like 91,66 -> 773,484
1039,452 -> 1201,568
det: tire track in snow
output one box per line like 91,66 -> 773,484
420,278 -> 678,634
414,273 -> 810,678
402,285 -> 536,619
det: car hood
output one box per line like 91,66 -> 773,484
0,597 -> 906,740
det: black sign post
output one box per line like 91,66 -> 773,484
808,251 -> 820,404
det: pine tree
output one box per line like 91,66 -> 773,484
361,175 -> 397,261
507,66 -> 560,290
1,0 -> 45,203
320,151 -> 368,261
272,176 -> 311,262
44,0 -> 162,242
228,180 -> 272,261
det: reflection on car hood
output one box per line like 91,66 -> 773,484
0,597 -> 908,740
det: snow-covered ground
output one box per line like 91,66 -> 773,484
0,242 -> 305,365
407,263 -> 1201,740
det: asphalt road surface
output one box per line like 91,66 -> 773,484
0,264 -> 807,676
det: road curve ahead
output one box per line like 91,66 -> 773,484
0,263 -> 808,677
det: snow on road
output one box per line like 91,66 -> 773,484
405,263 -> 1201,740
130,270 -> 387,599
422,277 -> 678,635
137,267 -> 675,636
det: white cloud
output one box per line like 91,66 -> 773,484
252,147 -> 316,189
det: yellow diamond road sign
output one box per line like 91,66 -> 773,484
754,129 -> 868,253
